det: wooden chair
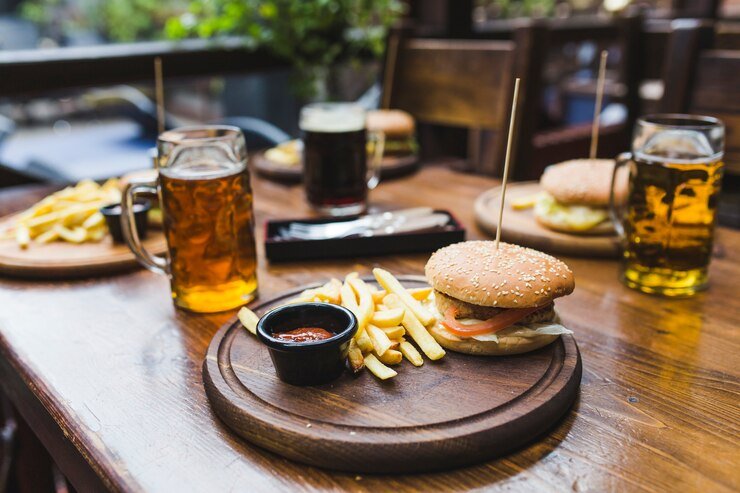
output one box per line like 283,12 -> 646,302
380,23 -> 546,179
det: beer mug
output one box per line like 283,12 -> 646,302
121,126 -> 258,312
300,103 -> 385,216
609,115 -> 724,297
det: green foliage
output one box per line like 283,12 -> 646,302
20,0 -> 189,43
165,0 -> 405,98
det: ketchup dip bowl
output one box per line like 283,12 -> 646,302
256,302 -> 358,386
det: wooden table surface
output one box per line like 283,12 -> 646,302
0,165 -> 738,492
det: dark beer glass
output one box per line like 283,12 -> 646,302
610,115 -> 724,297
300,103 -> 383,216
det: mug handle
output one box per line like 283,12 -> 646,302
367,130 -> 385,190
121,178 -> 168,275
609,152 -> 631,241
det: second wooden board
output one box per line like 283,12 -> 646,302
0,214 -> 167,279
203,276 -> 582,473
474,182 -> 620,257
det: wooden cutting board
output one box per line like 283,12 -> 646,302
203,276 -> 582,473
0,214 -> 167,279
252,150 -> 419,183
474,182 -> 620,257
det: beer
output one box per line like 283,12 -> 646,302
160,161 -> 257,312
300,103 -> 381,216
303,128 -> 368,210
613,115 -> 725,297
121,126 -> 258,313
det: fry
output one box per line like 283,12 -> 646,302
367,325 -> 392,357
347,339 -> 364,373
238,307 -> 260,335
16,225 -> 30,249
384,294 -> 445,360
399,341 -> 424,366
348,276 -> 374,331
373,268 -> 435,326
376,349 -> 402,365
370,307 -> 404,327
371,286 -> 432,304
364,354 -> 397,380
340,281 -> 365,332
355,330 -> 374,353
381,326 -> 405,339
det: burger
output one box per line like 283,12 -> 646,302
366,110 -> 417,160
534,158 -> 627,235
424,241 -> 574,356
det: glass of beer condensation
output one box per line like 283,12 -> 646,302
300,103 -> 384,216
121,126 -> 258,312
609,115 -> 724,297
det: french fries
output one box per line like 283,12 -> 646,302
239,269 -> 445,382
238,307 -> 259,335
364,354 -> 397,380
2,178 -> 121,247
373,268 -> 435,326
384,293 -> 445,361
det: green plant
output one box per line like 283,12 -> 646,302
20,0 -> 188,43
165,0 -> 405,98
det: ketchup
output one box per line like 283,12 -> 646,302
274,327 -> 334,343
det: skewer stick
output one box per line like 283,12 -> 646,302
154,57 -> 165,136
495,77 -> 521,250
589,50 -> 608,160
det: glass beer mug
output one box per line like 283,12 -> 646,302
610,115 -> 724,297
121,126 -> 258,312
300,103 -> 385,216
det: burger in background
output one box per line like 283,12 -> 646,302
366,109 -> 418,163
532,158 -> 627,235
424,241 -> 575,356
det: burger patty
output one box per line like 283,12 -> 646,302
433,290 -> 555,324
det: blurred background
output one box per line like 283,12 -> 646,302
0,0 -> 738,185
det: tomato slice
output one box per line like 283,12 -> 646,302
440,306 -> 541,337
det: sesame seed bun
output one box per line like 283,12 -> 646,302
425,241 -> 574,309
366,110 -> 415,137
540,159 -> 627,206
429,323 -> 559,355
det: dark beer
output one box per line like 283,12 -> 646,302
160,161 -> 257,312
303,128 -> 368,209
622,150 -> 723,296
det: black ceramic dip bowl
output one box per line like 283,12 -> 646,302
100,200 -> 151,243
257,302 -> 358,386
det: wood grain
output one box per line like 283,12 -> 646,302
474,182 -> 620,257
0,214 -> 167,279
0,166 -> 738,492
204,277 -> 581,473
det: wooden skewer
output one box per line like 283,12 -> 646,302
495,77 -> 521,250
589,50 -> 608,160
154,57 -> 165,136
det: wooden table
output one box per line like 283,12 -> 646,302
0,166 -> 738,492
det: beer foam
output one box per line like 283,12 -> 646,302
160,159 -> 246,179
299,103 -> 365,133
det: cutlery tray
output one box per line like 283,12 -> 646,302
264,210 -> 465,262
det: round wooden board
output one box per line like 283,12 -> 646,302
203,276 -> 582,473
474,182 -> 620,257
0,215 -> 167,279
251,150 -> 419,183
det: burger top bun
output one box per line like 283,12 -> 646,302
366,110 -> 415,137
540,159 -> 627,206
425,241 -> 574,309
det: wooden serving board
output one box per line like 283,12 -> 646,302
252,150 -> 419,183
474,182 -> 620,257
203,276 -> 582,473
0,215 -> 167,279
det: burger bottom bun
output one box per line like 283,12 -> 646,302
429,324 -> 560,356
535,213 -> 615,236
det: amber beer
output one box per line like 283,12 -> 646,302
160,162 -> 257,312
612,115 -> 724,296
121,126 -> 257,313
